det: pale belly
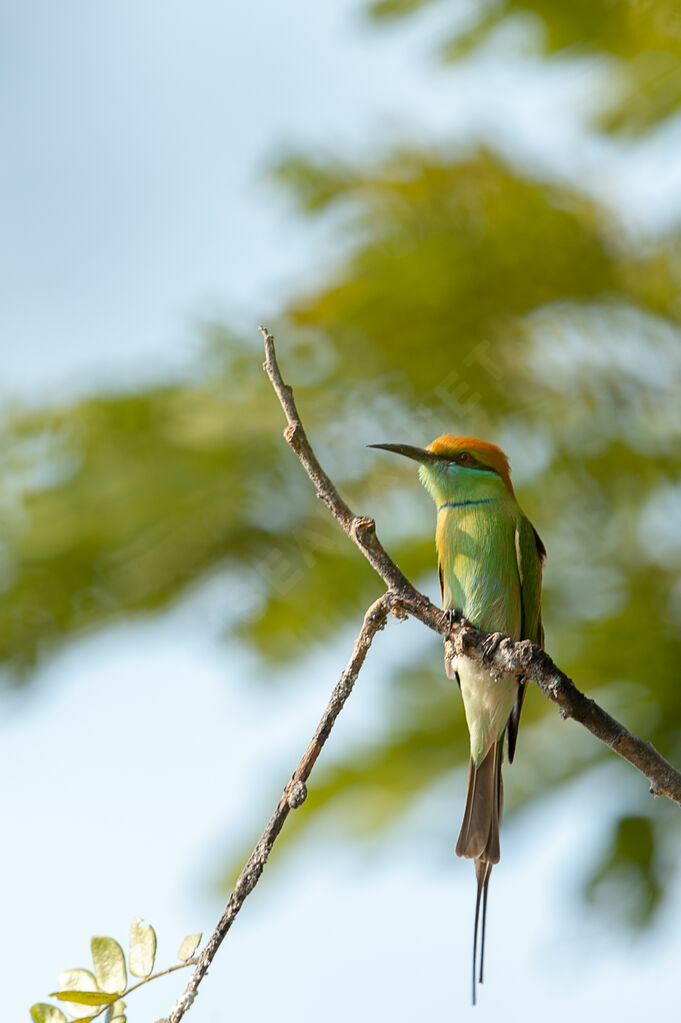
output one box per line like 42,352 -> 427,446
452,657 -> 518,766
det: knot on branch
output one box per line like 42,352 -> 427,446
287,779 -> 308,808
509,637 -> 535,670
454,622 -> 478,653
351,516 -> 376,545
390,601 -> 409,621
284,421 -> 303,444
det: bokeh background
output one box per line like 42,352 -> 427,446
4,1 -> 681,1020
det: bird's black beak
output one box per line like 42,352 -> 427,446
367,443 -> 440,464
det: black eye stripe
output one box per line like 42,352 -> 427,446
445,454 -> 499,476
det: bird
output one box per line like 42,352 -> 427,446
368,435 -> 545,1004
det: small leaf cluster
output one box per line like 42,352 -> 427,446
31,920 -> 202,1023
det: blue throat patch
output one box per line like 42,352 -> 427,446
438,498 -> 495,512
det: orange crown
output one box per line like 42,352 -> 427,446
427,434 -> 514,495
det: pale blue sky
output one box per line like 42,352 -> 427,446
4,0 -> 681,399
3,3 -> 681,1021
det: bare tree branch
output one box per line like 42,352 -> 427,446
259,324 -> 681,806
159,325 -> 681,1023
159,594 -> 392,1023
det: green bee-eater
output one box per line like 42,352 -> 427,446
369,435 -> 545,1003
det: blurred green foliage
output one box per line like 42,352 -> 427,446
3,0 -> 681,928
368,0 -> 681,133
585,815 -> 665,928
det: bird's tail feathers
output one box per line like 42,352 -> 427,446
456,741 -> 504,1005
456,741 -> 504,862
471,859 -> 493,1005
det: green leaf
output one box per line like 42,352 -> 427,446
91,936 -> 127,994
177,933 -> 202,961
104,999 -> 126,1023
54,970 -> 103,1019
50,991 -> 118,1005
30,1005 -> 68,1023
129,917 -> 156,978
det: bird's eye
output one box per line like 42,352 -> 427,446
458,452 -> 471,465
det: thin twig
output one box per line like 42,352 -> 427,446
261,325 -> 414,592
159,594 -> 391,1023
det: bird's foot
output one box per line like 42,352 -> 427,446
441,607 -> 460,633
480,632 -> 503,664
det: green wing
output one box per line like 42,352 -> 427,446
507,514 -> 546,762
516,514 -> 545,647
